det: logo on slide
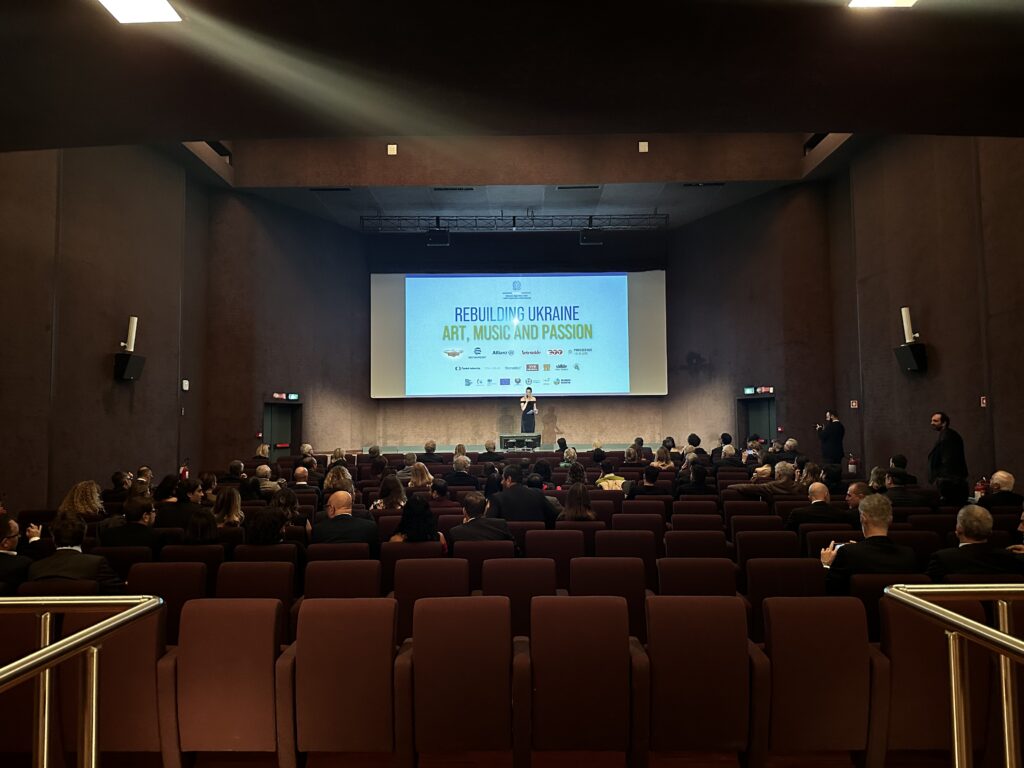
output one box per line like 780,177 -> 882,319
526,378 -> 533,385
548,349 -> 563,356
512,280 -> 522,291
500,378 -> 510,385
521,350 -> 540,356
444,349 -> 463,358
526,364 -> 539,371
556,364 -> 568,371
514,378 -> 521,385
492,350 -> 514,356
464,379 -> 472,386
543,364 -> 551,371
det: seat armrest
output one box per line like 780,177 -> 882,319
275,643 -> 297,768
862,644 -> 891,768
394,639 -> 415,768
156,648 -> 183,768
628,636 -> 650,767
512,636 -> 532,768
745,640 -> 771,768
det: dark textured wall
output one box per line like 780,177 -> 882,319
0,146 -> 208,510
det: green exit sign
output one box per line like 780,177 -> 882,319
743,387 -> 756,395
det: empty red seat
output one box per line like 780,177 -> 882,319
848,573 -> 930,641
570,557 -> 649,641
595,529 -> 658,590
673,500 -> 719,517
159,544 -> 224,593
436,514 -> 464,540
723,501 -> 771,531
590,500 -> 615,526
745,558 -> 826,642
449,539 -> 515,591
525,529 -> 585,590
234,542 -> 300,564
621,499 -> 667,517
886,530 -> 943,570
555,519 -> 606,555
664,530 -> 731,558
306,542 -> 370,561
392,558 -> 470,640
90,545 -> 152,581
729,515 -> 783,539
505,520 -> 547,553
379,541 -> 445,594
734,530 -> 799,572
127,561 -> 207,644
658,557 -> 737,596
481,558 -> 558,636
670,513 -> 723,531
612,513 -> 666,557
304,560 -> 381,598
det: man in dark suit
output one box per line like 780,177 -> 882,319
429,479 -> 463,513
297,456 -> 325,489
448,491 -> 514,549
629,465 -> 668,499
101,471 -> 131,504
477,440 -> 506,464
927,505 -> 1024,582
0,513 -> 33,590
980,471 -> 1024,511
928,411 -> 969,504
443,455 -> 480,489
28,517 -> 124,593
289,466 -> 323,509
99,496 -> 162,554
767,438 -> 802,467
889,454 -> 919,485
884,468 -> 933,509
785,483 -> 858,531
674,464 -> 712,497
815,410 -> 846,464
487,465 -> 556,528
155,478 -> 204,529
308,490 -> 379,557
418,440 -> 446,465
710,433 -> 733,464
820,493 -> 918,595
711,443 -> 746,473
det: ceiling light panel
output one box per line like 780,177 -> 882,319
96,0 -> 182,24
848,1 -> 917,8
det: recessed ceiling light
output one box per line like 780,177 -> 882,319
848,0 -> 917,7
96,0 -> 181,24
638,141 -> 649,154
387,144 -> 398,156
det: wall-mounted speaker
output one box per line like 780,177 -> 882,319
893,342 -> 927,373
114,353 -> 146,381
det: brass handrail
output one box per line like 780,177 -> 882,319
885,583 -> 1024,768
0,595 -> 164,768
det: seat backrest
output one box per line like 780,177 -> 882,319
723,501 -> 770,528
796,523 -> 854,555
612,514 -> 666,557
450,539 -> 515,591
506,521 -> 547,552
176,599 -> 283,751
570,557 -> 648,641
91,546 -> 152,581
885,530 -> 943,570
524,529 -> 585,590
295,598 -> 396,752
745,558 -> 826,642
481,558 -> 558,636
436,514 -> 465,540
159,544 -> 224,593
729,515 -> 783,539
215,561 -> 294,612
306,542 -> 370,561
530,596 -> 631,751
880,596 -> 990,750
672,500 -> 719,517
646,596 -> 749,751
763,597 -> 870,751
664,530 -> 730,558
304,560 -> 381,598
669,514 -> 723,531
658,557 -> 736,596
590,500 -> 615,526
18,579 -> 98,596
393,558 -> 470,640
59,608 -> 166,751
233,543 -> 299,564
621,500 -> 667,517
412,597 -> 513,751
734,530 -> 799,570
848,572 -> 930,641
127,562 -> 206,644
595,530 -> 658,590
379,541 -> 445,594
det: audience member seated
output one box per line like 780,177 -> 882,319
713,443 -> 744,470
796,462 -> 821,493
418,440 -> 445,464
371,475 -> 407,516
532,460 -> 553,487
685,433 -> 708,457
429,479 -> 463,510
269,488 -> 308,526
327,447 -> 351,472
559,448 -> 578,468
298,455 -> 325,488
248,443 -> 277,478
213,486 -> 244,528
674,463 -> 711,497
197,472 -> 217,506
556,437 -> 569,453
184,508 -> 220,545
563,462 -> 587,488
447,491 -> 513,544
844,481 -> 871,513
487,464 -> 557,528
308,490 -> 378,556
453,443 -> 468,459
152,474 -> 179,504
710,432 -> 734,463
127,478 -> 152,500
889,454 -> 919,484
926,505 -> 1024,581
628,465 -> 666,499
477,439 -> 505,463
219,460 -> 258,501
99,496 -> 162,552
650,446 -> 675,470
289,466 -> 323,509
728,461 -> 799,500
101,471 -> 131,504
246,506 -> 289,546
0,513 -> 33,590
868,466 -> 887,494
58,480 -> 105,522
785,483 -> 858,531
482,463 -> 502,498
885,468 -> 931,507
28,516 -> 123,593
135,465 -> 155,486
407,462 -> 434,492
820,493 -> 917,595
155,478 -> 204,529
820,464 -> 846,495
595,460 -> 625,491
444,455 -> 480,488
620,445 -> 646,468
396,452 -> 417,481
591,440 -> 606,465
767,437 -> 801,466
557,483 -> 596,521
980,470 -> 1024,511
323,465 -> 357,501
253,464 -> 285,500
389,495 -> 447,552
369,456 -> 389,481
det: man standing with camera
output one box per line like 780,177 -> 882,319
816,409 -> 846,465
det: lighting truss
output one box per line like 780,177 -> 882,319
360,214 -> 669,233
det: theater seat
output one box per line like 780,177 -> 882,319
306,542 -> 370,561
90,545 -> 152,581
159,599 -> 284,768
669,513 -> 723,531
555,520 -> 606,555
127,562 -> 207,644
528,596 -> 648,762
612,513 -> 666,557
658,557 -> 738,596
745,558 -> 826,642
379,541 -> 445,594
450,539 -> 515,591
848,573 -> 930,642
570,557 -> 649,641
481,558 -> 558,636
525,529 -> 584,590
595,530 -> 658,591
216,561 -> 295,641
159,544 -> 224,594
392,558 -> 469,640
664,530 -> 731,559
277,599 -> 397,767
760,597 -> 888,767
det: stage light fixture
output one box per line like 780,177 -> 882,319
848,0 -> 916,7
96,0 -> 182,23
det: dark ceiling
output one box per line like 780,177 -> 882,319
4,0 -> 1024,152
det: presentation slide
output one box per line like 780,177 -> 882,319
371,271 -> 666,398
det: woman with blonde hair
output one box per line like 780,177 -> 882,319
559,447 -> 578,468
621,446 -> 645,468
212,486 -> 244,528
58,480 -> 104,520
407,462 -> 434,491
453,443 -> 468,458
650,446 -> 675,470
324,465 -> 361,505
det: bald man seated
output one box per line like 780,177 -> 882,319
784,482 -> 859,531
979,471 -> 1024,511
308,491 -> 379,557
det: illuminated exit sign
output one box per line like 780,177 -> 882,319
742,386 -> 774,395
271,392 -> 300,401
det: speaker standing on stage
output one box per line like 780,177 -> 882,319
520,387 -> 538,433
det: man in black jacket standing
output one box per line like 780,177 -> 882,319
928,411 -> 969,505
816,409 -> 846,465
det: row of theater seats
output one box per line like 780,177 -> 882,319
0,592 -> 1009,767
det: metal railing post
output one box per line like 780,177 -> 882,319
78,645 -> 100,768
947,630 -> 972,767
33,611 -> 53,768
996,600 -> 1021,768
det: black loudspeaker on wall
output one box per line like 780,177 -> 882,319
114,353 -> 146,381
893,342 -> 927,373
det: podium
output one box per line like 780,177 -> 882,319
500,434 -> 542,451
